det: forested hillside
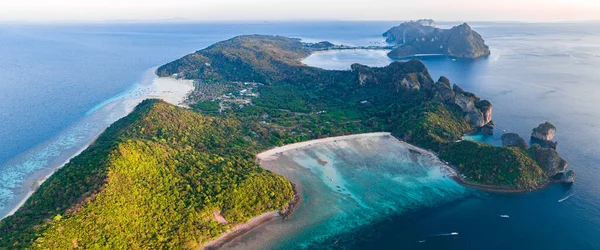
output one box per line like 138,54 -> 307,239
0,34 -> 564,249
161,35 -> 552,191
0,100 -> 293,249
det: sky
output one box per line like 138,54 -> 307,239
0,0 -> 599,22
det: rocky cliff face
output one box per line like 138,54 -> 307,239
562,170 -> 576,183
351,60 -> 433,91
382,20 -> 438,44
531,122 -> 556,140
385,22 -> 490,59
531,122 -> 558,149
502,133 -> 528,149
496,127 -> 573,185
513,122 -> 574,184
530,144 -> 569,177
351,63 -> 493,129
428,77 -> 492,128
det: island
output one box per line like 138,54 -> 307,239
383,19 -> 491,59
0,35 -> 571,249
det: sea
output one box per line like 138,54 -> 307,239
1,21 -> 600,249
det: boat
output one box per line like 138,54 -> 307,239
499,214 -> 510,218
558,193 -> 574,203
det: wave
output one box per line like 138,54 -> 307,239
85,67 -> 158,115
559,192 -> 575,203
433,232 -> 459,237
0,66 -> 191,219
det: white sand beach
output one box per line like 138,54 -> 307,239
208,132 -> 460,249
200,212 -> 279,250
257,132 -> 393,162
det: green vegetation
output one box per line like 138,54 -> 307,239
159,35 -> 551,190
157,35 -> 312,83
391,102 -> 470,152
191,100 -> 220,112
254,85 -> 311,113
1,34 -> 556,248
440,141 -> 546,188
0,100 -> 293,249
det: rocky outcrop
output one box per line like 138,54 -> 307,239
431,79 -> 492,128
562,170 -> 576,183
382,19 -> 438,44
532,122 -> 556,141
431,76 -> 455,102
427,78 -> 493,128
352,64 -> 493,129
306,41 -> 335,50
351,60 -> 433,91
517,122 -> 575,184
531,122 -> 557,149
385,22 -> 490,59
501,133 -> 528,149
530,144 -> 568,178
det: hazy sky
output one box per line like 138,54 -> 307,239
1,0 -> 599,22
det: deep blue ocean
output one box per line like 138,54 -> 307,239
1,21 -> 600,249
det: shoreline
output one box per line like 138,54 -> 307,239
449,174 -> 551,194
205,132 -> 459,249
256,132 -> 393,163
206,132 -> 548,248
201,212 -> 280,250
1,72 -> 193,219
200,183 -> 303,250
4,139 -> 95,218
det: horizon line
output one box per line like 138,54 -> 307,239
1,18 -> 599,25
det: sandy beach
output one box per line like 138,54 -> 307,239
200,212 -> 280,250
1,69 -> 193,219
257,132 -> 457,178
207,132 -> 462,249
257,132 -> 393,162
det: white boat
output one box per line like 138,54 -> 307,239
499,214 -> 510,218
558,193 -> 574,202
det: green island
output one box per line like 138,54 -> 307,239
0,34 -> 573,249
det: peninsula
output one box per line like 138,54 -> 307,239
1,35 -> 571,249
384,19 -> 491,59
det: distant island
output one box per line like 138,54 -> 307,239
1,35 -> 571,249
383,19 -> 491,59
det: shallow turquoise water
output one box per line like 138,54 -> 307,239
227,135 -> 472,249
299,22 -> 600,249
2,21 -> 600,249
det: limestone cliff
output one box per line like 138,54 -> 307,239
351,63 -> 492,129
531,122 -> 558,149
494,124 -> 574,185
530,144 -> 569,177
385,22 -> 491,59
561,170 -> 576,183
502,133 -> 528,149
382,19 -> 438,44
429,77 -> 492,128
350,60 -> 433,91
